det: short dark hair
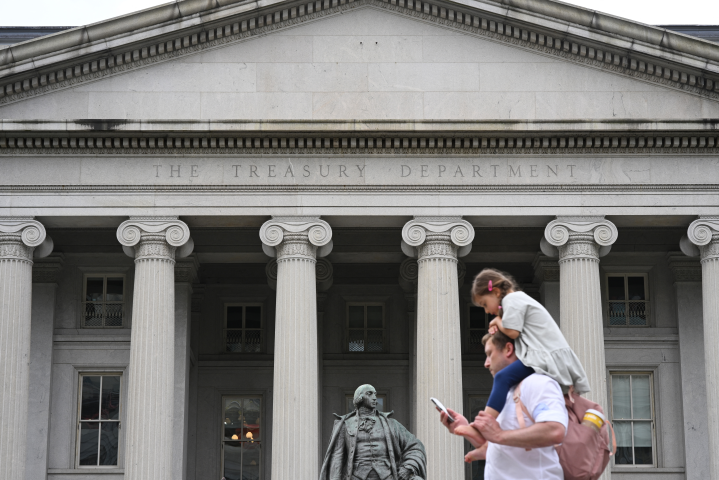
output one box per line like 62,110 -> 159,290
481,330 -> 514,351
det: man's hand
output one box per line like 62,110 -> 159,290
472,411 -> 504,444
439,407 -> 468,434
398,467 -> 413,480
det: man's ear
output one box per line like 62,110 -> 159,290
503,341 -> 515,357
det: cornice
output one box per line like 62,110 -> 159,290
2,0 -> 719,107
2,132 -> 719,156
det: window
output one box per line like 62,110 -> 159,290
345,394 -> 387,413
225,305 -> 263,353
83,275 -> 124,327
347,304 -> 384,352
610,373 -> 655,466
606,275 -> 649,326
222,396 -> 262,480
468,306 -> 489,353
77,374 -> 121,466
466,395 -> 488,480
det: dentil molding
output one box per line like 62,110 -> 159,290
0,216 -> 53,261
259,216 -> 333,259
542,216 -> 618,259
116,216 -> 193,260
401,216 -> 474,259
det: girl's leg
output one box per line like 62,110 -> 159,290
485,360 -> 535,417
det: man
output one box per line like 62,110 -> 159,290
319,384 -> 426,480
439,331 -> 568,480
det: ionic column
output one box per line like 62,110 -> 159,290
402,217 -> 474,480
117,217 -> 192,480
260,217 -> 332,480
543,217 -> 617,413
684,216 -> 719,480
0,217 -> 51,480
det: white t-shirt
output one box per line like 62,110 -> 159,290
485,373 -> 568,480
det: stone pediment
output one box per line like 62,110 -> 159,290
1,0 -> 719,120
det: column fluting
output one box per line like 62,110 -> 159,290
260,217 -> 332,480
402,217 -> 474,480
117,217 -> 191,480
0,217 -> 47,480
686,217 -> 719,480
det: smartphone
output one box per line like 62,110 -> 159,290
430,397 -> 455,423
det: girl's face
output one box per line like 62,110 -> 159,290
473,290 -> 502,315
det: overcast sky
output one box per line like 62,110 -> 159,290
2,0 -> 717,27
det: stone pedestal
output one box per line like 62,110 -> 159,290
260,217 -> 332,480
685,217 -> 719,480
402,217 -> 474,480
0,217 -> 49,480
117,217 -> 192,480
544,217 -> 617,411
667,253 -> 710,480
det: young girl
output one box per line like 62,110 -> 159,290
458,268 -> 590,457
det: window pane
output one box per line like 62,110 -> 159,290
632,376 -> 652,419
99,422 -> 119,466
612,375 -> 631,419
244,330 -> 262,353
104,303 -> 122,327
223,441 -> 243,480
366,306 -> 383,328
244,398 -> 261,441
81,376 -> 101,420
608,302 -> 626,326
614,421 -> 633,465
627,277 -> 645,300
227,307 -> 243,329
376,397 -> 385,412
245,306 -> 262,329
469,307 -> 486,329
348,330 -> 364,352
105,278 -> 123,302
243,442 -> 261,480
607,277 -> 625,300
348,306 -> 364,328
469,330 -> 484,353
366,330 -> 383,352
226,330 -> 243,353
628,302 -> 647,326
224,398 -> 243,441
78,423 -> 99,465
633,422 -> 653,464
347,396 -> 354,413
86,278 -> 104,302
83,303 -> 103,327
101,376 -> 121,420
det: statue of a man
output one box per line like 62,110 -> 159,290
319,385 -> 426,480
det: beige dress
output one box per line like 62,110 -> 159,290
501,291 -> 591,394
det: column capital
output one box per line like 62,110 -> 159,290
175,255 -> 200,284
542,216 -> 617,260
32,253 -> 65,283
117,216 -> 193,261
266,257 -> 333,291
684,216 -> 719,261
401,217 -> 474,260
0,216 -> 52,261
533,254 -> 560,283
259,216 -> 333,260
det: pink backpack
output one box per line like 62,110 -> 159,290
514,383 -> 616,480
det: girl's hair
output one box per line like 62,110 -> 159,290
471,268 -> 520,317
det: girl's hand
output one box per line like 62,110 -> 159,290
488,317 -> 502,335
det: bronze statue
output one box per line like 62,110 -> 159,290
319,385 -> 426,480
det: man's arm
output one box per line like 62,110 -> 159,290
472,411 -> 565,449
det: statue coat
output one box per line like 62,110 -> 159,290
319,410 -> 427,480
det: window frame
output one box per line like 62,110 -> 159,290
223,303 -> 265,354
345,302 -> 386,353
604,273 -> 651,327
220,394 -> 264,480
467,304 -> 490,354
81,274 -> 126,329
75,372 -> 123,469
608,371 -> 657,468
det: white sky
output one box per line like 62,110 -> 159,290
1,0 -> 717,27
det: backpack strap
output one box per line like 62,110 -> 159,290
513,381 -> 534,452
606,420 -> 617,456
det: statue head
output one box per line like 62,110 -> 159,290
353,384 -> 377,410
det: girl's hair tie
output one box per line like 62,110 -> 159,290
488,280 -> 493,291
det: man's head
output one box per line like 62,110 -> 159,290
482,331 -> 517,377
353,384 -> 378,410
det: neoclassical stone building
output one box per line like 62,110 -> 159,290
1,0 -> 718,479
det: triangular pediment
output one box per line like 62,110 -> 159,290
1,0 -> 719,120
